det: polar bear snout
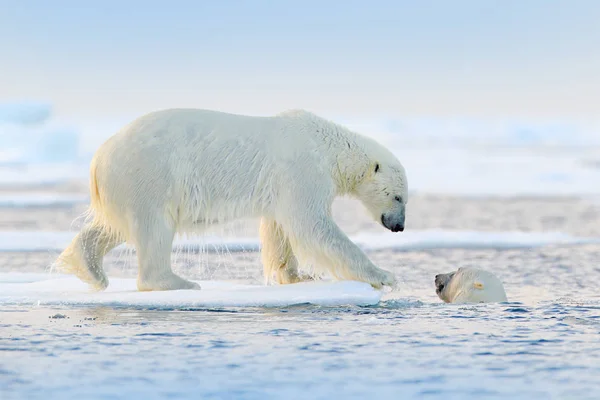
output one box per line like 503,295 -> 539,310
381,212 -> 405,232
434,272 -> 454,301
434,275 -> 442,292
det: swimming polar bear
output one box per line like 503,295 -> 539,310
55,108 -> 408,292
435,267 -> 508,304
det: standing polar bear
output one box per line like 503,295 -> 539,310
55,108 -> 408,292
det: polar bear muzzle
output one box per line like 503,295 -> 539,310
381,210 -> 405,232
434,271 -> 455,301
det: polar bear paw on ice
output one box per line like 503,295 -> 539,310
435,267 -> 508,304
54,108 -> 408,292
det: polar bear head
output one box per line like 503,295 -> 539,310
353,138 -> 408,233
435,267 -> 508,304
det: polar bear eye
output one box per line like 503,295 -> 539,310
394,196 -> 402,203
374,163 -> 380,173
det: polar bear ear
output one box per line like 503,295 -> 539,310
473,281 -> 484,290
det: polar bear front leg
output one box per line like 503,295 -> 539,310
133,214 -> 200,291
281,212 -> 397,289
259,218 -> 313,285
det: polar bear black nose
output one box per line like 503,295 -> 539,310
393,224 -> 404,232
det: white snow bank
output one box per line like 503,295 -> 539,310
0,193 -> 89,207
0,273 -> 382,308
0,230 -> 597,253
0,163 -> 88,186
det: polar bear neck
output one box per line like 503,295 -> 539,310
281,110 -> 372,196
277,109 -> 379,196
319,128 -> 375,196
331,133 -> 373,195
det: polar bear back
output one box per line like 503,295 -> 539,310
90,108 -> 354,235
95,110 -> 276,222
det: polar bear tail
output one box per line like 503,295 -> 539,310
89,157 -> 102,215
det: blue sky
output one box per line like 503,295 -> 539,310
1,0 -> 599,118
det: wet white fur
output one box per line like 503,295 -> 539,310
54,108 -> 408,292
437,267 -> 508,304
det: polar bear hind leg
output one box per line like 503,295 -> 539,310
54,223 -> 123,291
259,218 -> 314,285
133,212 -> 201,291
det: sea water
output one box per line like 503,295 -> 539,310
1,104 -> 600,399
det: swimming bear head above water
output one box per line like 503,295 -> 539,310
435,267 -> 508,304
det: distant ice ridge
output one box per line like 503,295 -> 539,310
0,163 -> 89,186
2,101 -> 600,196
0,102 -> 53,125
337,115 -> 600,148
0,102 -> 81,165
0,273 -> 382,308
337,116 -> 600,196
0,192 -> 89,207
394,146 -> 600,196
0,230 -> 597,253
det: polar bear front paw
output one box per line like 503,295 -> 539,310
367,269 -> 397,290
